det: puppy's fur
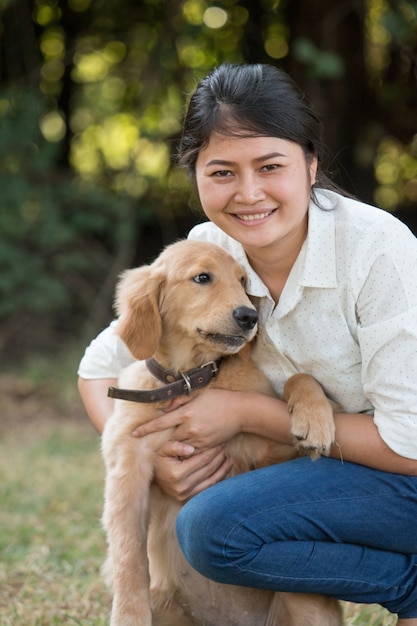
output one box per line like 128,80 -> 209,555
101,240 -> 342,626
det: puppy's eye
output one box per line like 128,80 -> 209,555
192,273 -> 212,284
240,275 -> 246,286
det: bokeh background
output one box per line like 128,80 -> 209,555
1,0 -> 417,365
1,3 -> 416,623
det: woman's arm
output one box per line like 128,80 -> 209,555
78,377 -> 116,434
330,412 -> 417,475
132,387 -> 417,476
238,390 -> 417,474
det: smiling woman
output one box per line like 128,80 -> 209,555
78,63 -> 417,626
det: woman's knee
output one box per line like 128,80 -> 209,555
176,462 -> 301,575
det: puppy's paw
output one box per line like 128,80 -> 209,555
290,401 -> 335,459
283,374 -> 336,460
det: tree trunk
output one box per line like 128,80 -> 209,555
285,0 -> 378,202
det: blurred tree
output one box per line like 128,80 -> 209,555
287,0 -> 373,198
0,0 -> 416,359
287,0 -> 417,209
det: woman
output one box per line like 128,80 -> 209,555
78,63 -> 417,624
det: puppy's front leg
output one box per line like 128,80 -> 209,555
102,432 -> 154,626
283,374 -> 336,460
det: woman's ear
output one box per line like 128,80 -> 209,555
308,151 -> 319,186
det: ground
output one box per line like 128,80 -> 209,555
0,369 -> 397,626
0,371 -> 86,434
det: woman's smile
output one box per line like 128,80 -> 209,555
232,209 -> 277,223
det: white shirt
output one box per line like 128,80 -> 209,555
78,190 -> 417,459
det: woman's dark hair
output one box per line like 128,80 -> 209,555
178,63 -> 346,196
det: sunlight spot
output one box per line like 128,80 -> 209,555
70,131 -> 101,177
265,37 -> 288,59
40,30 -> 65,59
73,52 -> 110,82
375,160 -> 399,185
102,40 -> 127,64
182,0 -> 204,25
41,60 -> 65,82
374,186 -> 399,210
203,7 -> 228,29
177,38 -> 206,68
133,139 -> 170,179
98,114 -> 140,170
39,111 -> 66,142
34,4 -> 61,26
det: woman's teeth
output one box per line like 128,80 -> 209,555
238,211 -> 272,221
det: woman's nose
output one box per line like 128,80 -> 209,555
233,174 -> 266,204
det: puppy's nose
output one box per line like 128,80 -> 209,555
233,306 -> 258,331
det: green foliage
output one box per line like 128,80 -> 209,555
374,135 -> 417,210
0,88 -> 140,352
383,1 -> 417,41
0,0 -> 416,359
293,37 -> 345,79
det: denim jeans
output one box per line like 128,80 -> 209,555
176,457 -> 417,618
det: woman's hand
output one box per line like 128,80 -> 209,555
131,387 -> 294,502
153,439 -> 233,501
132,388 -> 242,502
132,388 -> 242,449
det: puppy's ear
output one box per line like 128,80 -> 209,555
114,265 -> 163,360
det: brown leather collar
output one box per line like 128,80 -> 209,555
108,358 -> 221,403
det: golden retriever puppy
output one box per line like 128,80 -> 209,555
101,239 -> 341,626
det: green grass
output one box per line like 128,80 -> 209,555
0,421 -> 111,625
343,601 -> 396,625
0,414 -> 396,625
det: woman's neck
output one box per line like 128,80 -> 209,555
245,225 -> 307,304
248,256 -> 292,304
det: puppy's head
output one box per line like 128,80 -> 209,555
115,240 -> 258,363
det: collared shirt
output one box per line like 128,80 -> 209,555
78,190 -> 417,459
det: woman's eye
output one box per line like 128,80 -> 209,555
192,273 -> 212,284
261,163 -> 279,172
212,170 -> 232,177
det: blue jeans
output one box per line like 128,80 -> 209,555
176,457 -> 417,618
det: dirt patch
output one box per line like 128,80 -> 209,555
0,374 -> 87,434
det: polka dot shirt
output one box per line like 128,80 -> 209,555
188,190 -> 417,460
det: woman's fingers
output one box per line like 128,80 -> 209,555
159,439 -> 195,458
153,444 -> 232,502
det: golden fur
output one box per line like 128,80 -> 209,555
101,239 -> 342,626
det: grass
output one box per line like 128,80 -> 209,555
0,421 -> 111,625
0,352 -> 397,625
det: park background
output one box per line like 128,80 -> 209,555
0,0 -> 416,624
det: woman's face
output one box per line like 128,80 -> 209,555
195,134 -> 318,256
